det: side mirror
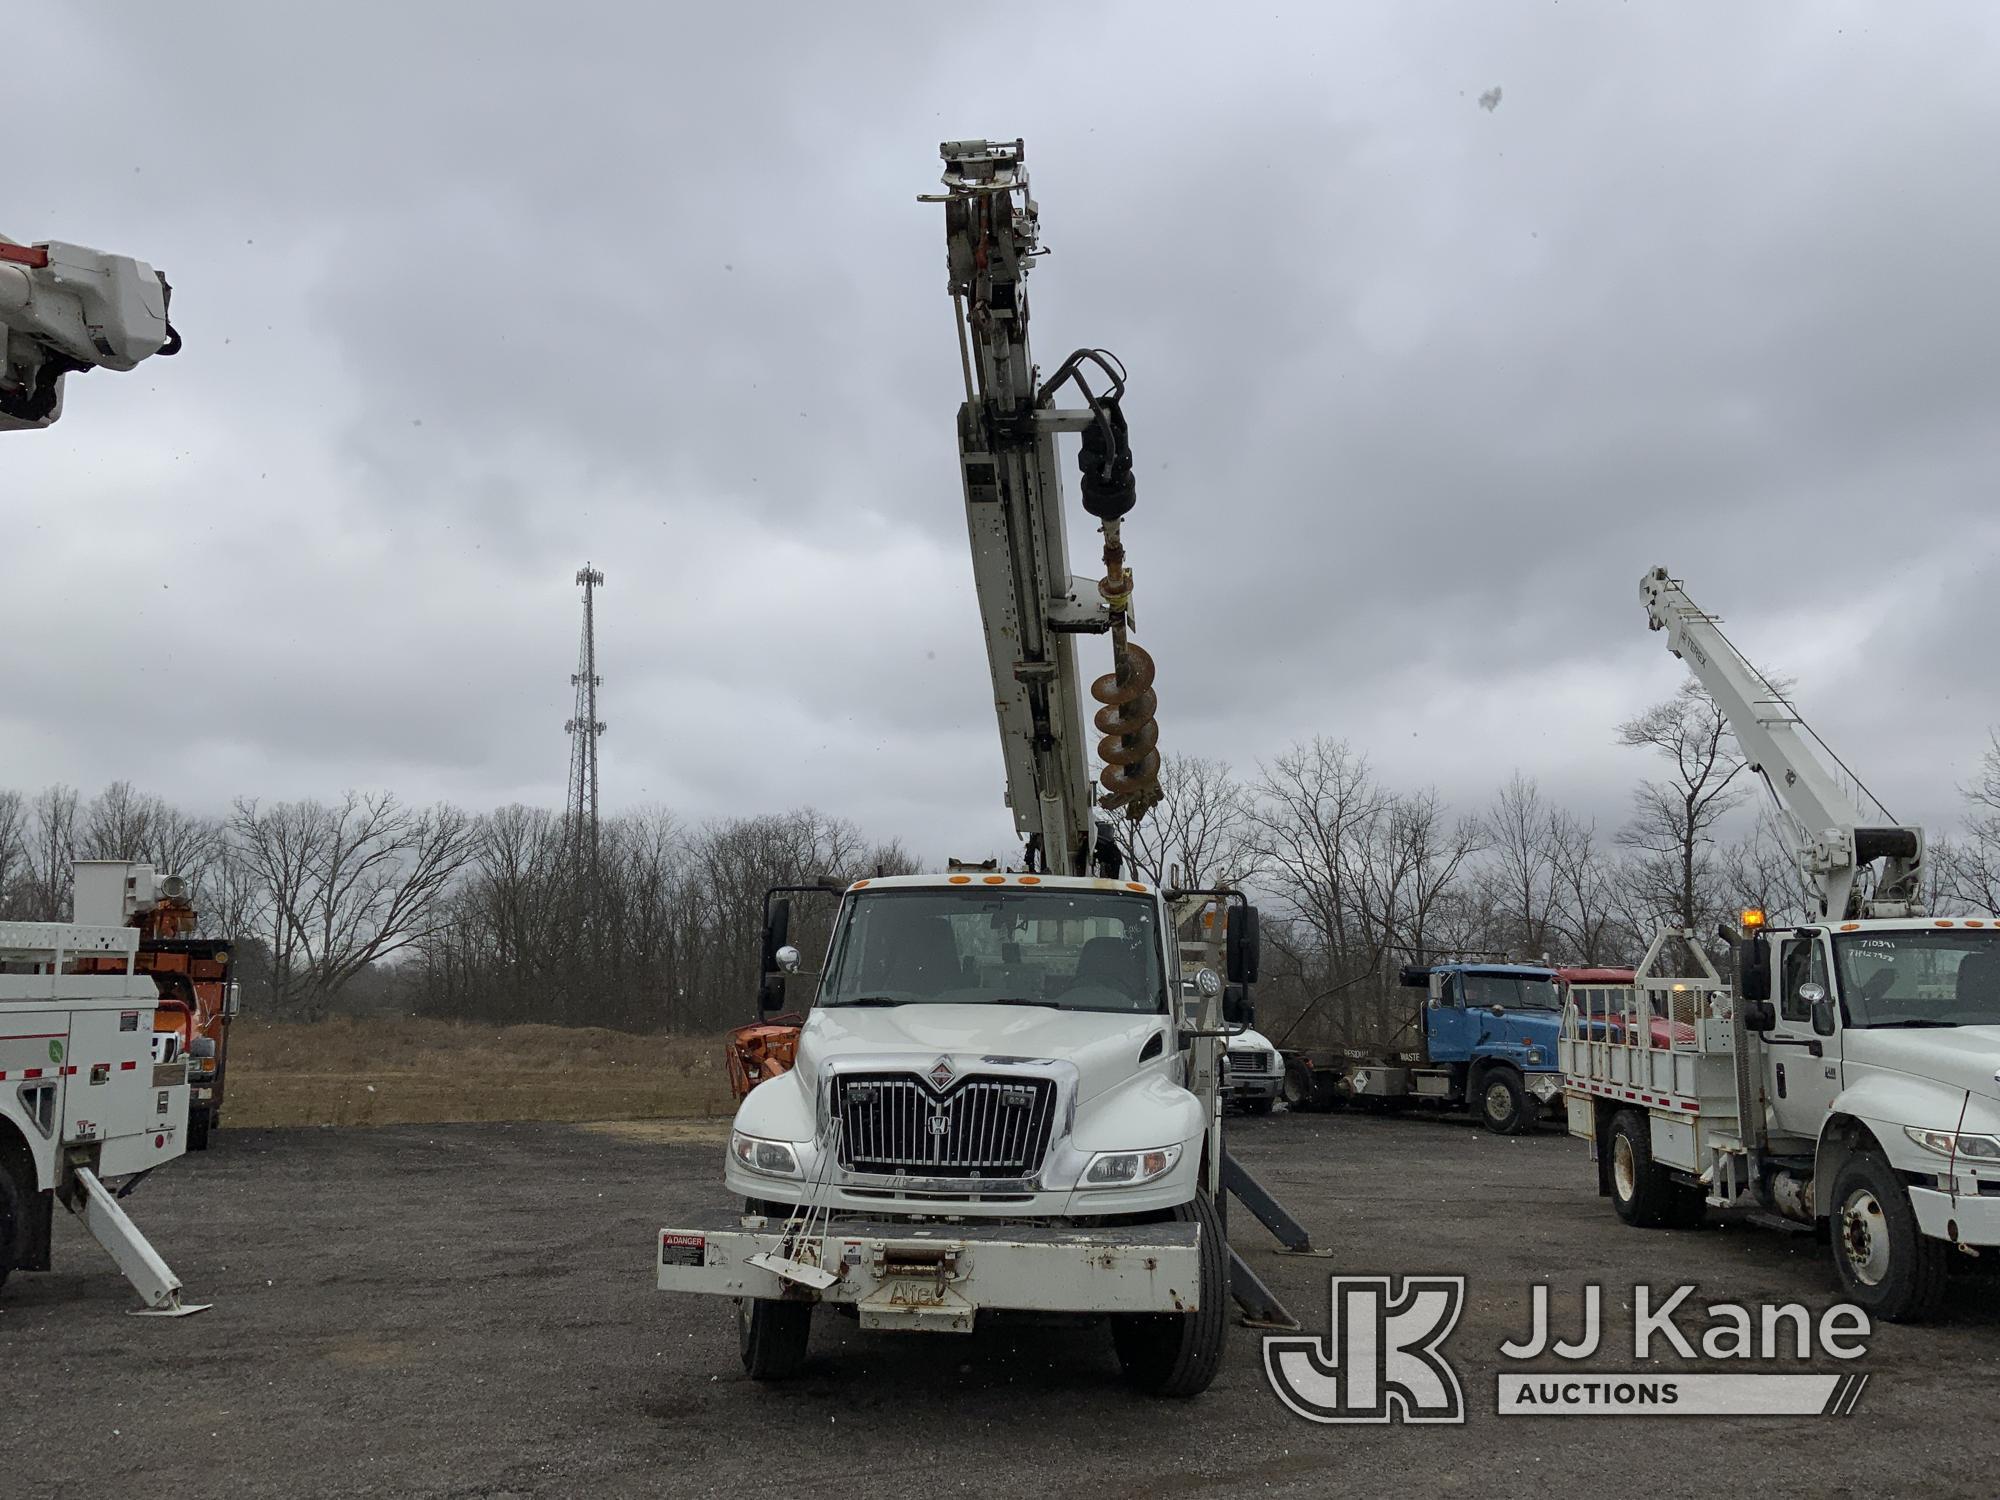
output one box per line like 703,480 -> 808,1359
1222,982 -> 1253,1027
1225,905 -> 1260,985
1737,932 -> 1771,1003
223,982 -> 242,1019
1743,1000 -> 1777,1033
761,898 -> 793,974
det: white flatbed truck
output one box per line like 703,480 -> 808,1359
1561,569 -> 2000,1320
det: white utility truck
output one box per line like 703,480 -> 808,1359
655,140 -> 1303,1396
2,231 -> 179,430
1561,567 -> 2000,1319
0,895 -> 208,1314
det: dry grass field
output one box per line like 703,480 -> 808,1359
222,1016 -> 735,1128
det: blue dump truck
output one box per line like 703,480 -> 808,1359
1278,962 -> 1565,1134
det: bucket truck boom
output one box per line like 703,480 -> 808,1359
1,234 -> 180,431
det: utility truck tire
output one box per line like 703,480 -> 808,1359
738,1296 -> 812,1379
188,1110 -> 211,1152
1829,1151 -> 1948,1322
0,1159 -> 25,1293
1608,1110 -> 1684,1227
1282,1064 -> 1314,1110
1245,1098 -> 1275,1117
1479,1069 -> 1529,1135
1112,1192 -> 1225,1398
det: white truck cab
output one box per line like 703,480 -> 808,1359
661,871 -> 1258,1395
1221,1028 -> 1282,1115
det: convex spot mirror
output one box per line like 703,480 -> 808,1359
1800,981 -> 1837,1037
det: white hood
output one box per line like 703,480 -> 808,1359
797,1002 -> 1169,1108
1846,1025 -> 2000,1102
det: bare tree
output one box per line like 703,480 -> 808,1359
24,784 -> 79,921
1615,681 -> 1750,933
1545,810 -> 1627,964
1938,733 -> 2000,914
0,790 -> 27,919
1118,754 -> 1259,889
1249,738 -> 1386,979
80,780 -> 156,860
229,792 -> 479,1018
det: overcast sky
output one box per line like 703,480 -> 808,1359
7,3 -> 1999,864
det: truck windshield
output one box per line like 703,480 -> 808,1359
819,889 -> 1167,1014
1833,929 -> 2000,1028
1462,974 -> 1560,1010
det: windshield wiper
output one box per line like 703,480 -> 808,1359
991,997 -> 1057,1008
830,996 -> 905,1007
1860,1018 -> 1957,1028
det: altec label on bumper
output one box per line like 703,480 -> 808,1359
660,1233 -> 706,1269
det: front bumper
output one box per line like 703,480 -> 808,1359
1908,1184 -> 2000,1246
657,1210 -> 1201,1332
1226,1074 -> 1282,1102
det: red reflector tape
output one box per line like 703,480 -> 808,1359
0,243 -> 50,269
120,1060 -> 137,1070
23,1068 -> 41,1079
61,1066 -> 77,1076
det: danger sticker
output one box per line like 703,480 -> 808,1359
660,1233 -> 706,1268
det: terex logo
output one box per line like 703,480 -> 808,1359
1263,1276 -> 1466,1424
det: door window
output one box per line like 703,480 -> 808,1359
1781,938 -> 1827,1024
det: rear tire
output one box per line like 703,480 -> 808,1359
188,1109 -> 211,1152
738,1296 -> 813,1380
0,1161 -> 23,1294
1829,1150 -> 1948,1322
1478,1069 -> 1528,1135
1607,1109 -> 1689,1228
1112,1192 -> 1226,1398
1282,1062 -> 1316,1111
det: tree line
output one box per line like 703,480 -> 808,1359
4,682 -> 1997,1043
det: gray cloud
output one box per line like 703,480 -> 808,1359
6,2 -> 1999,866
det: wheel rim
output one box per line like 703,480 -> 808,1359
1840,1189 -> 1893,1287
1485,1082 -> 1513,1122
1612,1133 -> 1637,1201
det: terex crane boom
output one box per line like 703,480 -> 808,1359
1560,567 -> 2000,1324
658,141 -> 1314,1398
933,139 -> 1160,876
1640,567 -> 1923,920
1,233 -> 180,430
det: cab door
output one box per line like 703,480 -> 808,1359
1423,971 -> 1473,1063
1766,933 -> 1842,1143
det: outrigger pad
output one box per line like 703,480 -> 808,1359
128,1296 -> 211,1318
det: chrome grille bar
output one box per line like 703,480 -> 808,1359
834,1074 -> 1057,1176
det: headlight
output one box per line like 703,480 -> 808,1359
1905,1127 -> 2000,1161
1081,1144 -> 1183,1187
730,1131 -> 803,1178
1525,1047 -> 1544,1065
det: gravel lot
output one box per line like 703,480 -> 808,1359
4,1110 -> 1995,1499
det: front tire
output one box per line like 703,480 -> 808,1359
188,1108 -> 212,1152
1244,1097 -> 1276,1117
1112,1192 -> 1226,1398
738,1296 -> 813,1379
1829,1151 -> 1948,1322
1478,1069 -> 1528,1135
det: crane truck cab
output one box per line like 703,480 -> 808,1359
659,871 -> 1257,1396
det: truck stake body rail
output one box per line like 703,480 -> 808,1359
1560,568 -> 2000,1321
656,140 -> 1310,1396
0,912 -> 208,1314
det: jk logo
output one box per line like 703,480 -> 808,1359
1263,1276 -> 1466,1424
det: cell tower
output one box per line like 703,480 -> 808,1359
564,564 -> 606,872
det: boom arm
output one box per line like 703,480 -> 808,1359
929,141 -> 1161,876
1,235 -> 179,431
1640,566 -> 1923,920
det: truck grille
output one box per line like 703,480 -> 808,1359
833,1073 -> 1057,1178
1228,1050 -> 1272,1074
